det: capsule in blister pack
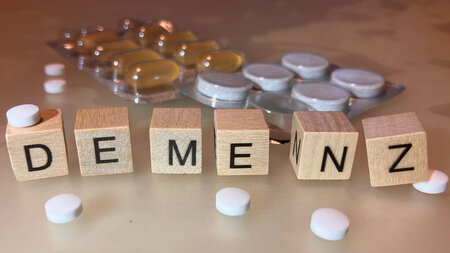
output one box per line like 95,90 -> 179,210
74,31 -> 119,55
155,31 -> 199,57
109,49 -> 161,80
174,40 -> 220,67
196,49 -> 245,72
123,23 -> 170,47
90,40 -> 140,65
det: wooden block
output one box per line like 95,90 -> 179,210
5,109 -> 69,181
214,109 -> 269,175
289,111 -> 358,180
74,107 -> 133,176
362,112 -> 428,187
149,108 -> 202,174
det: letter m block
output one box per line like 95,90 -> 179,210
289,111 -> 358,180
150,108 -> 202,174
5,109 -> 68,181
362,112 -> 428,187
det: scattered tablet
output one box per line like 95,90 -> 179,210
44,63 -> 65,76
44,79 -> 66,94
413,169 -> 448,194
45,194 -> 82,224
216,187 -> 250,216
310,208 -> 349,241
6,104 -> 41,127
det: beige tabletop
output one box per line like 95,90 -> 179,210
1,0 -> 449,252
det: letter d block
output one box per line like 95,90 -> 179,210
214,109 -> 269,175
362,112 -> 428,187
289,111 -> 358,180
74,107 -> 133,176
149,108 -> 202,174
5,109 -> 68,181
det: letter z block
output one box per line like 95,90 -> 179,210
74,107 -> 133,176
149,108 -> 202,174
289,111 -> 358,180
214,109 -> 269,176
362,112 -> 428,187
5,109 -> 68,181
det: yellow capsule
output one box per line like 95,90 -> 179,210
155,31 -> 198,57
90,40 -> 139,65
126,60 -> 180,89
110,49 -> 161,78
74,31 -> 119,55
196,49 -> 245,72
173,40 -> 220,67
157,20 -> 175,33
123,23 -> 169,47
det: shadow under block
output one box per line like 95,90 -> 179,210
74,107 -> 133,176
289,111 -> 358,180
5,109 -> 69,181
214,109 -> 269,175
149,108 -> 202,174
362,112 -> 428,187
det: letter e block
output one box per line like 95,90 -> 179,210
74,107 -> 133,176
289,111 -> 358,180
5,109 -> 68,181
149,108 -> 202,174
362,112 -> 428,187
214,109 -> 269,175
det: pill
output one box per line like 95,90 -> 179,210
243,63 -> 294,91
45,194 -> 83,224
195,71 -> 253,101
330,68 -> 385,98
157,19 -> 175,33
173,40 -> 220,67
282,52 -> 329,80
118,18 -> 144,32
74,31 -> 119,55
291,82 -> 351,111
110,49 -> 161,78
44,79 -> 66,94
125,59 -> 180,90
90,40 -> 140,65
310,208 -> 349,241
6,104 -> 41,127
155,31 -> 198,57
123,23 -> 170,47
413,169 -> 448,194
216,187 -> 250,216
44,63 -> 65,76
196,49 -> 244,73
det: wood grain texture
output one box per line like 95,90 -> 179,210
74,107 -> 133,176
214,109 -> 269,175
362,112 -> 428,187
149,108 -> 202,174
5,109 -> 69,181
289,111 -> 358,180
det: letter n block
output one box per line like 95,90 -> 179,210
289,111 -> 358,180
149,108 -> 202,174
214,109 -> 269,175
362,112 -> 428,187
5,109 -> 68,181
74,107 -> 133,176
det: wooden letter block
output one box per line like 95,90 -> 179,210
5,109 -> 69,181
289,111 -> 358,180
214,109 -> 269,175
74,107 -> 133,176
362,112 -> 428,187
149,108 -> 202,174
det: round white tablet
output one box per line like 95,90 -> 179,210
44,63 -> 65,76
291,82 -> 351,111
243,63 -> 294,91
281,52 -> 329,80
413,169 -> 448,194
6,104 -> 41,127
195,71 -> 253,101
44,79 -> 66,94
310,208 -> 349,241
45,194 -> 82,224
330,68 -> 385,98
216,187 -> 250,216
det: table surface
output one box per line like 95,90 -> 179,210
1,0 -> 449,252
